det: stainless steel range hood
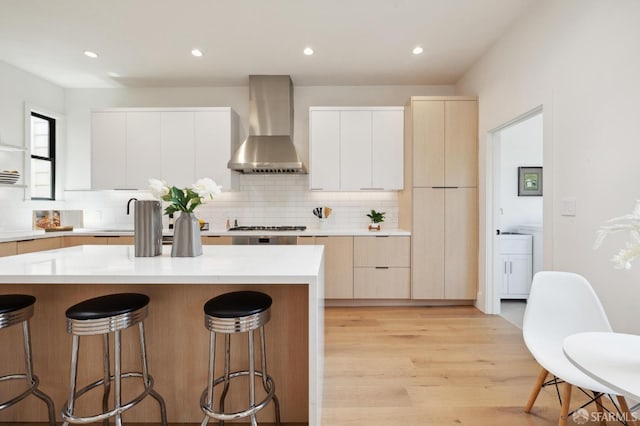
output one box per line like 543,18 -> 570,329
228,75 -> 306,174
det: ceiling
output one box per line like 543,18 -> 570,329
0,0 -> 534,89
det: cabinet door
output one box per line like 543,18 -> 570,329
309,110 -> 340,190
445,188 -> 477,299
107,236 -> 135,245
0,242 -> 17,257
412,188 -> 445,299
316,236 -> 353,299
445,100 -> 477,187
372,110 -> 404,190
412,101 -> 444,187
17,238 -> 61,254
126,112 -> 162,189
507,254 -> 533,295
195,111 -> 232,190
340,111 -> 372,190
500,255 -> 509,296
202,236 -> 232,245
92,112 -> 126,189
161,112 -> 195,188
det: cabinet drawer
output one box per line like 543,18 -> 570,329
17,238 -> 61,254
354,267 -> 410,299
499,235 -> 532,254
354,236 -> 410,267
63,236 -> 109,247
202,236 -> 232,245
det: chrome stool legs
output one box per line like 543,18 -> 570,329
62,306 -> 167,426
0,301 -> 56,426
200,325 -> 281,426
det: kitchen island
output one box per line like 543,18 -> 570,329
0,245 -> 324,425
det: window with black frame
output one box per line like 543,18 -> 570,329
30,111 -> 56,200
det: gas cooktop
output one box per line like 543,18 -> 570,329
227,225 -> 307,231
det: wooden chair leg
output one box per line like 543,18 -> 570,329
558,383 -> 572,426
525,367 -> 549,413
593,392 -> 606,426
616,395 -> 638,426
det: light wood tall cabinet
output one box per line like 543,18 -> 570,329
400,96 -> 478,300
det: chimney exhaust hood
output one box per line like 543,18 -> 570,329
228,75 -> 306,174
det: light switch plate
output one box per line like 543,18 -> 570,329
561,197 -> 576,216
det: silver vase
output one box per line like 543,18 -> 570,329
171,212 -> 202,257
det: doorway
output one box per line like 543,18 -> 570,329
488,108 -> 544,323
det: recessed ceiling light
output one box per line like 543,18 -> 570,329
84,50 -> 98,58
412,46 -> 424,55
191,48 -> 203,57
107,72 -> 120,78
303,47 -> 314,56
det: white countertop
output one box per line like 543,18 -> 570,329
0,227 -> 410,243
0,244 -> 325,284
0,243 -> 325,426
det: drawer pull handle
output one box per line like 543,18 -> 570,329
375,266 -> 389,269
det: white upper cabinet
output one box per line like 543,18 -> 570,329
195,110 -> 235,191
91,108 -> 236,190
126,112 -> 162,189
309,110 -> 340,190
91,112 -> 126,189
161,111 -> 195,188
309,107 -> 403,191
372,110 -> 404,190
340,110 -> 372,190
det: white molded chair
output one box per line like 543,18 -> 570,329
523,271 -> 637,426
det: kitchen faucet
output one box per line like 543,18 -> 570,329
126,198 -> 138,215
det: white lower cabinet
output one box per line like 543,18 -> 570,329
499,234 -> 533,299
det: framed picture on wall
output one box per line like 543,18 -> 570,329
518,167 -> 543,196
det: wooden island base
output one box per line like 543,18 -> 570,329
0,283 -> 309,424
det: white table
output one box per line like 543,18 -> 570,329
563,331 -> 640,402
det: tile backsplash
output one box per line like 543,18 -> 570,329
59,174 -> 399,231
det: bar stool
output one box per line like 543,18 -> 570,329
200,291 -> 281,426
0,294 -> 55,425
61,293 -> 167,426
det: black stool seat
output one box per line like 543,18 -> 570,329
0,294 -> 36,314
66,293 -> 149,320
204,291 -> 272,318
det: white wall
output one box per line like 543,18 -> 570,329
456,0 -> 640,332
498,113 -> 543,232
0,61 -> 66,230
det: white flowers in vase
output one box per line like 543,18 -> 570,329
594,200 -> 640,269
148,177 -> 222,215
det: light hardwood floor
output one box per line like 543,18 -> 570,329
322,306 -> 613,426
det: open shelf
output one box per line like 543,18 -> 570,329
0,143 -> 25,152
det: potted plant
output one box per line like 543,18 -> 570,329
366,209 -> 385,231
149,177 -> 221,257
